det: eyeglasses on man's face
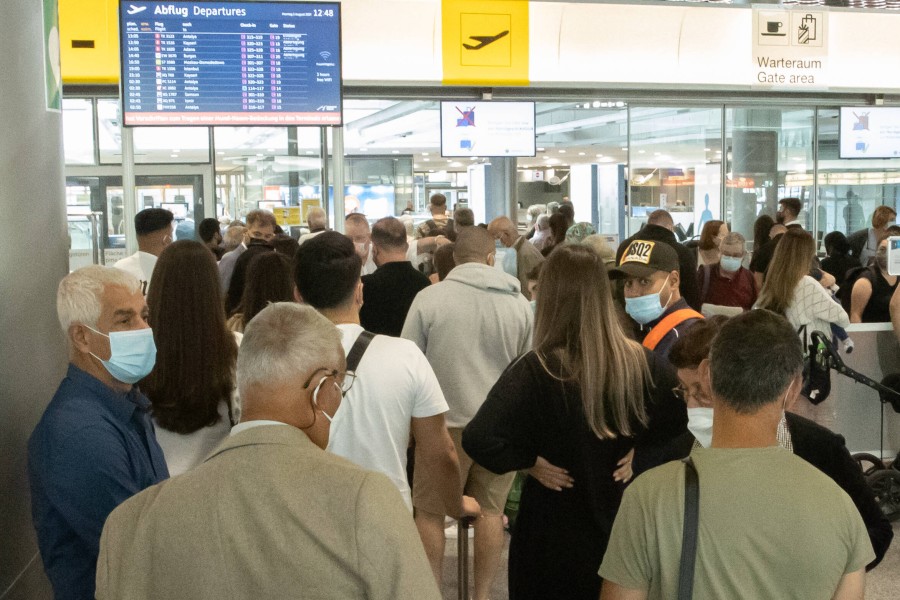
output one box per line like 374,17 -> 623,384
302,368 -> 357,398
672,384 -> 708,405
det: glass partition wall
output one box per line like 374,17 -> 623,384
63,96 -> 900,254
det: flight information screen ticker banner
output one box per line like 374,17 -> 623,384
119,1 -> 342,126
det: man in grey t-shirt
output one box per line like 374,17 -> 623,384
599,310 -> 873,600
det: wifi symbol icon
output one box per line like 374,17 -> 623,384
319,51 -> 332,60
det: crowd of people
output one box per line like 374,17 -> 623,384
26,194 -> 899,600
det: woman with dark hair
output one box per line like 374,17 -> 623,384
224,243 -> 273,316
821,231 -> 859,289
143,240 -> 240,476
429,242 -> 456,284
850,235 -> 899,323
272,234 -> 300,260
752,214 -> 775,254
667,317 -> 892,570
462,245 -> 686,600
540,213 -> 569,257
226,252 -> 293,333
697,219 -> 728,266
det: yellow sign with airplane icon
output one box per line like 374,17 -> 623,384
442,0 -> 529,85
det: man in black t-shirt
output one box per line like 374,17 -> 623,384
360,217 -> 431,336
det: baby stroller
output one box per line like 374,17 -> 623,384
809,331 -> 900,521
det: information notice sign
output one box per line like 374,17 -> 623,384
119,1 -> 342,126
752,7 -> 828,90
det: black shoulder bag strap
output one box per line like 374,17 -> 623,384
678,456 -> 700,600
346,330 -> 376,372
701,264 -> 711,303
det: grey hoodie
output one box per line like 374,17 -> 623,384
402,263 -> 533,429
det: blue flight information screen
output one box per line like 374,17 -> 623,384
120,1 -> 342,126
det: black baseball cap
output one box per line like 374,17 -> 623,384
609,239 -> 679,279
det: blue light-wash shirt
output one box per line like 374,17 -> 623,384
28,364 -> 169,600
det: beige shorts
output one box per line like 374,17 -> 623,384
413,427 -> 516,516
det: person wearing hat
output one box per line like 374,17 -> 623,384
610,239 -> 704,360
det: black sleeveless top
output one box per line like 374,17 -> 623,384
861,267 -> 898,323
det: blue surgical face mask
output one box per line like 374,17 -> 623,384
530,299 -> 537,313
625,276 -> 671,325
87,326 -> 157,385
720,255 -> 743,273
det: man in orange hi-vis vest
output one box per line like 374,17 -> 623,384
610,239 -> 704,361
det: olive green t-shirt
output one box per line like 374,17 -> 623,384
599,447 -> 874,599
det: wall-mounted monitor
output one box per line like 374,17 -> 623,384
839,107 -> 900,159
440,101 -> 536,158
120,1 -> 342,127
888,236 -> 900,276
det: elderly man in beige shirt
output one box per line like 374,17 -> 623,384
487,215 -> 544,300
96,303 -> 440,600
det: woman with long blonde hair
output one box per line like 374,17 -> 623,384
755,228 -> 849,428
462,245 -> 687,600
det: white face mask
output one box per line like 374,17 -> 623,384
312,377 -> 340,424
690,381 -> 794,449
687,407 -> 714,448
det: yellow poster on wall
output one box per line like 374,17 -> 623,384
442,0 -> 529,86
274,207 -> 302,227
301,199 -> 322,224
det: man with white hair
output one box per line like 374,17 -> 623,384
298,206 -> 329,245
28,265 -> 168,600
487,215 -> 544,300
96,303 -> 440,600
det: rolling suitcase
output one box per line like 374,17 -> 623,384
457,516 -> 475,600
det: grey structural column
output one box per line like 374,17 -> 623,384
0,0 -> 67,597
484,157 -> 518,224
729,108 -> 781,237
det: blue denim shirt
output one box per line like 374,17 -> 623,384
28,364 -> 169,600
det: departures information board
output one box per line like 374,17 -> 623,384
120,1 -> 342,126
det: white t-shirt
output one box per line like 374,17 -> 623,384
328,323 -> 449,510
361,250 -> 377,276
298,230 -> 326,246
114,251 -> 157,296
406,239 -> 426,271
156,401 -> 234,477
